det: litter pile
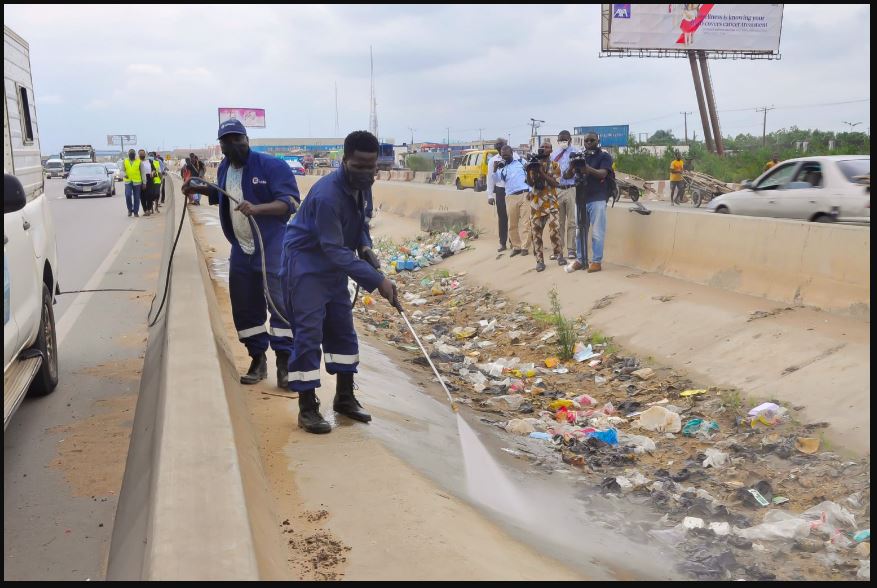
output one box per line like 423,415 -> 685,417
355,236 -> 870,581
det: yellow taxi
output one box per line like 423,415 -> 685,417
454,148 -> 498,192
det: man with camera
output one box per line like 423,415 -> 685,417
550,130 -> 579,260
486,137 -> 519,252
525,140 -> 564,272
496,144 -> 532,257
563,132 -> 614,273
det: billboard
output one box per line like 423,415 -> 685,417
107,134 -> 136,145
606,4 -> 783,53
574,125 -> 629,147
217,107 -> 266,128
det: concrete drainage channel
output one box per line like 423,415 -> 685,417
107,177 -> 283,580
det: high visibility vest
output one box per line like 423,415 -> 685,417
124,158 -> 142,183
151,159 -> 162,184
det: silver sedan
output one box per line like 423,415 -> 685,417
707,155 -> 870,223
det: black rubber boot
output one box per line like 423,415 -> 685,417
275,351 -> 289,389
240,353 -> 267,385
333,372 -> 372,423
298,390 -> 332,434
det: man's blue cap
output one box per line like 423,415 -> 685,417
218,118 -> 247,139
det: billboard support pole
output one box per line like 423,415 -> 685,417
688,51 -> 714,154
698,51 -> 725,156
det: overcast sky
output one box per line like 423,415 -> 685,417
4,4 -> 871,155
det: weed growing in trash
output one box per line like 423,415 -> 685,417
355,231 -> 871,582
549,289 -> 577,361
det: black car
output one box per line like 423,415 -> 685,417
64,163 -> 116,198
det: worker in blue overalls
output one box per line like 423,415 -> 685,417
182,118 -> 300,388
281,130 -> 400,434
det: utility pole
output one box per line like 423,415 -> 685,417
680,111 -> 692,144
756,106 -> 775,147
529,118 -> 544,140
408,127 -> 415,146
477,127 -> 485,142
842,121 -> 862,133
369,46 -> 378,141
447,127 -> 451,165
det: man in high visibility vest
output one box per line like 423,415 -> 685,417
148,151 -> 163,214
121,149 -> 143,217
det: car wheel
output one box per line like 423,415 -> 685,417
629,188 -> 640,203
28,284 -> 60,396
691,190 -> 703,208
66,194 -> 72,199
812,213 -> 835,223
715,206 -> 730,214
455,178 -> 463,190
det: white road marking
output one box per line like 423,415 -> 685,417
54,221 -> 139,347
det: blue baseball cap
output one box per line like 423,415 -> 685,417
217,118 -> 247,139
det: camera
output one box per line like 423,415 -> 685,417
569,151 -> 588,166
525,152 -> 543,172
493,160 -> 506,171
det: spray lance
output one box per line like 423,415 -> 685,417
355,246 -> 458,413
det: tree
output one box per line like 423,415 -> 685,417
647,129 -> 679,146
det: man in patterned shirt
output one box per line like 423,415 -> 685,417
525,140 -> 565,272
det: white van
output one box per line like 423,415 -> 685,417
4,25 -> 61,428
45,158 -> 64,178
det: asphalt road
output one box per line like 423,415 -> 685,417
4,178 -> 168,580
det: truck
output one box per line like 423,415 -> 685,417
4,25 -> 61,428
376,142 -> 395,171
60,143 -> 96,176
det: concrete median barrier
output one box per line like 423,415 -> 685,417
108,178 -> 286,580
294,177 -> 869,318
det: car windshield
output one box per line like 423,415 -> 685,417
105,163 -> 118,170
70,164 -> 107,176
836,159 -> 870,182
46,161 -> 63,168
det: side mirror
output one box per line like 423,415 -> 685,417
4,174 -> 28,214
741,180 -> 754,190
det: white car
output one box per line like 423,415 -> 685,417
707,156 -> 870,223
105,161 -> 122,182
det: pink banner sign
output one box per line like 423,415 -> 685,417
218,107 -> 266,128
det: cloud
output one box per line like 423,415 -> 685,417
126,64 -> 164,76
3,4 -> 870,154
38,94 -> 63,105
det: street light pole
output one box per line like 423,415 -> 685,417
842,121 -> 862,133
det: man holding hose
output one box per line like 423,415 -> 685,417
281,130 -> 400,434
182,118 -> 299,388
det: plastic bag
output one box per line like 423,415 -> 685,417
733,510 -> 810,542
635,406 -> 682,433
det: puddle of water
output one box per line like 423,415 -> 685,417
355,341 -> 683,580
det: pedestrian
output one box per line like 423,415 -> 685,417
669,150 -> 685,205
563,132 -> 614,273
182,118 -> 300,388
764,153 -> 780,171
121,148 -> 142,217
486,137 -> 520,252
525,140 -> 564,271
498,145 -> 532,258
550,130 -> 580,260
147,151 -> 162,214
137,149 -> 154,215
280,130 -> 400,434
185,154 -> 205,205
156,153 -> 167,207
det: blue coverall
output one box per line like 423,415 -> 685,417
208,150 -> 300,358
280,169 -> 384,392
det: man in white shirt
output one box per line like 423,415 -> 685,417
550,130 -> 580,259
485,137 -> 520,252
